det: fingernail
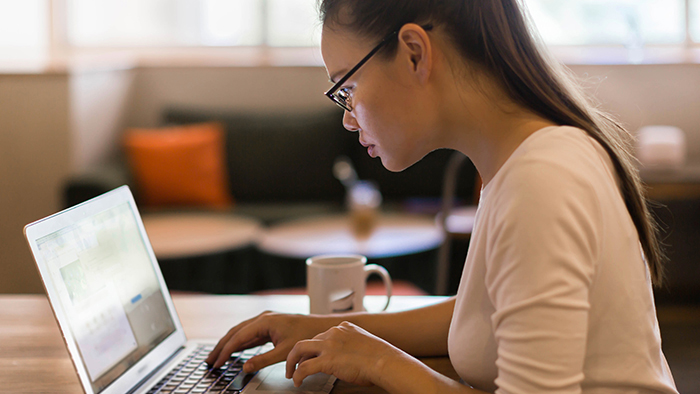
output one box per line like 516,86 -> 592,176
243,361 -> 253,373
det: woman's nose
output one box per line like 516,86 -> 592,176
343,110 -> 360,133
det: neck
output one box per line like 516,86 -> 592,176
436,73 -> 557,185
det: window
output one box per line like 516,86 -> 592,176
266,0 -> 321,47
2,1 -> 698,64
200,0 -> 263,46
523,0 -> 686,46
691,0 -> 700,42
64,0 -> 695,49
0,0 -> 49,54
66,0 -> 320,48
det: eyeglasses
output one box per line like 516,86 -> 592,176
324,24 -> 433,112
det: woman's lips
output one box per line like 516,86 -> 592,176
360,141 -> 376,158
367,145 -> 376,157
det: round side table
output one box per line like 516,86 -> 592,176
142,212 -> 262,294
258,213 -> 443,259
256,213 -> 444,292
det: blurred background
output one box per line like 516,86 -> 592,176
2,1 -> 700,390
1,0 -> 700,294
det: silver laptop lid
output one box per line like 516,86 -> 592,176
24,186 -> 188,394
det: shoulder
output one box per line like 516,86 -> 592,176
480,126 -> 608,271
486,126 -> 611,215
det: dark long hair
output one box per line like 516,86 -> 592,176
319,0 -> 666,286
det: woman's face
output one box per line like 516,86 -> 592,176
321,26 -> 439,172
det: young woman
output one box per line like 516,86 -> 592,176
206,1 -> 678,392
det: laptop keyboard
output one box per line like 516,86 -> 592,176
147,344 -> 266,394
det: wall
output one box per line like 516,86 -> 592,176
0,74 -> 71,293
0,68 -> 134,293
569,64 -> 700,159
1,62 -> 699,293
125,66 -> 337,128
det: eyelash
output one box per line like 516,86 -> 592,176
339,86 -> 353,98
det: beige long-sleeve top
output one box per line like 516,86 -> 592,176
448,126 -> 677,393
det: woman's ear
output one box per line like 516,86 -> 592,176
397,23 -> 433,84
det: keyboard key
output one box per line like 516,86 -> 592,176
150,345 -> 261,394
229,373 -> 255,391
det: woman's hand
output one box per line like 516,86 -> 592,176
205,311 -> 332,372
285,321 -> 404,388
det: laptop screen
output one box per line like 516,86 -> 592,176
35,201 -> 176,393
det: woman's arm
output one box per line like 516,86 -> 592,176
206,296 -> 456,371
340,296 -> 455,357
378,349 -> 489,394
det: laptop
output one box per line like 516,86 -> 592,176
24,185 -> 336,394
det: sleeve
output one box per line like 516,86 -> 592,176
484,159 -> 602,394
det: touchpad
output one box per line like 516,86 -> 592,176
242,363 -> 336,394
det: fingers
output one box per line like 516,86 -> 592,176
286,339 -> 324,379
285,323 -> 351,378
291,357 -> 325,388
205,326 -> 242,366
206,313 -> 266,365
213,326 -> 267,368
207,314 -> 274,368
284,322 -> 381,388
242,345 -> 287,373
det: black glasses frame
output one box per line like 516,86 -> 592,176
324,24 -> 433,112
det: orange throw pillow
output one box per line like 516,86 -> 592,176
124,122 -> 233,209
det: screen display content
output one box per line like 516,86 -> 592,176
36,202 -> 175,393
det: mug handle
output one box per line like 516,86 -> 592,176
364,264 -> 392,312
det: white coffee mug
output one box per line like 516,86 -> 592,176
306,254 -> 392,315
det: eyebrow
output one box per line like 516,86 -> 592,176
329,69 -> 348,84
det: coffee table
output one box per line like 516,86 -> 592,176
142,212 -> 263,293
143,212 -> 262,259
258,213 -> 443,259
256,213 -> 444,293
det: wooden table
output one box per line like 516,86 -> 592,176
258,213 -> 444,259
0,294 -> 457,394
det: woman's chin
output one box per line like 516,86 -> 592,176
379,149 -> 434,172
379,156 -> 414,173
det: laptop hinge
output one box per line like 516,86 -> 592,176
126,346 -> 186,394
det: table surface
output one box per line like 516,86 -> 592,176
258,213 -> 444,259
0,294 -> 456,394
439,206 -> 477,236
641,164 -> 700,200
142,213 -> 262,259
